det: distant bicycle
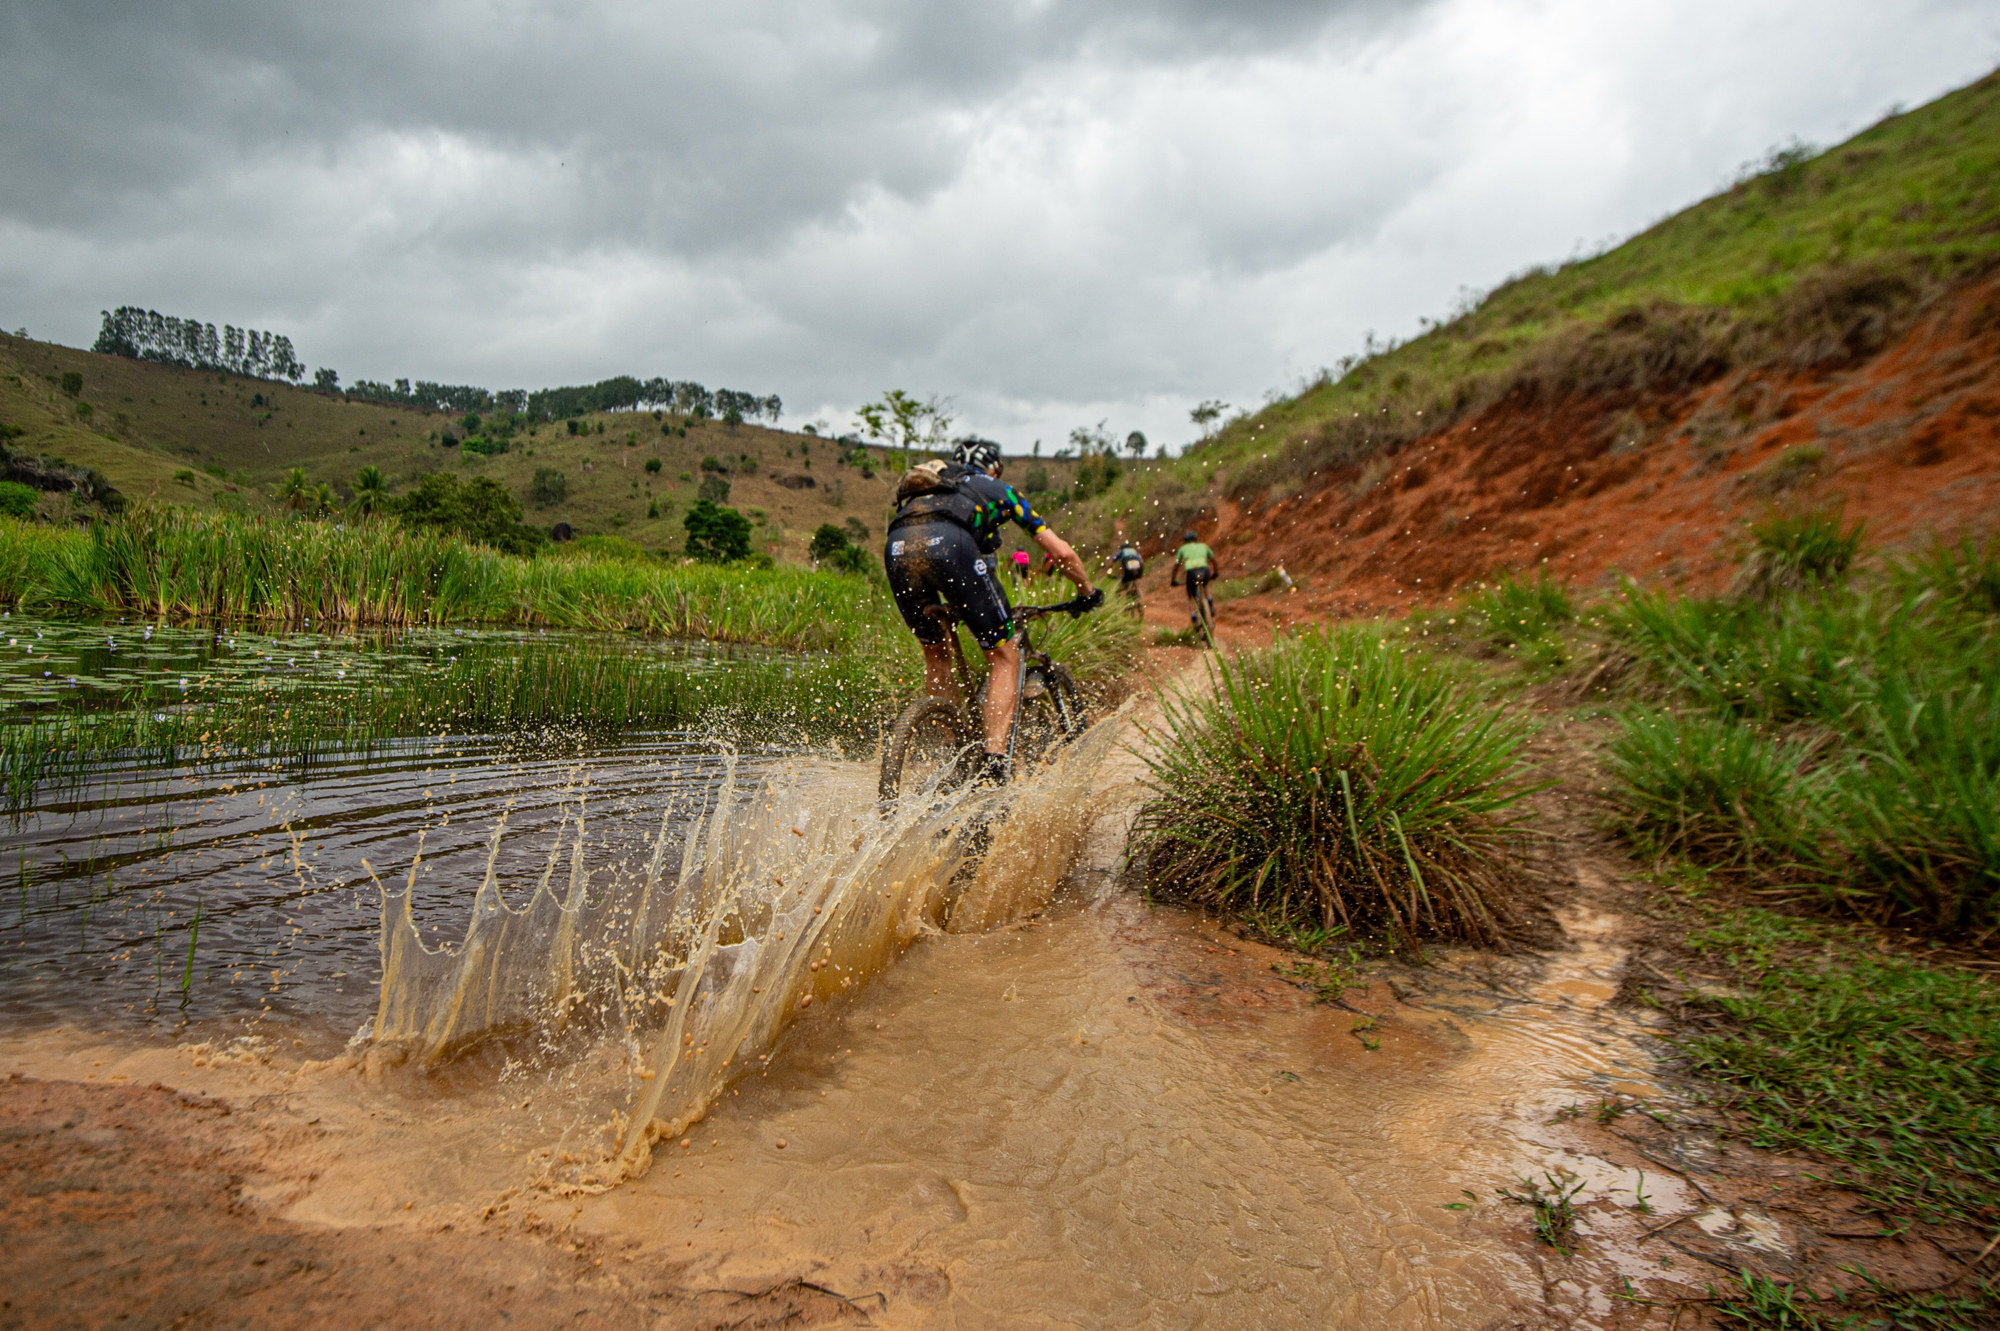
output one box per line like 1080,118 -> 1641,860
878,593 -> 1098,803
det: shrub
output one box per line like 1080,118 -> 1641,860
698,474 -> 731,505
808,523 -> 848,563
1131,627 -> 1539,946
700,455 -> 727,472
842,516 -> 869,544
808,522 -> 870,574
460,434 -> 508,456
683,498 -> 751,562
529,468 -> 568,507
59,371 -> 81,397
0,481 -> 38,517
644,457 -> 662,474
393,473 -> 546,556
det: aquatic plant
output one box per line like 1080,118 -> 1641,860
0,509 -> 897,651
0,640 -> 904,812
1130,626 -> 1539,947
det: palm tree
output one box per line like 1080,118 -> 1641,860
311,482 -> 336,515
279,467 -> 309,513
351,466 -> 388,515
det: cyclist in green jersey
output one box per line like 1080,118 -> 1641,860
1170,530 -> 1218,629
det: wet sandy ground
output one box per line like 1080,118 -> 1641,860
0,874 -> 1720,1329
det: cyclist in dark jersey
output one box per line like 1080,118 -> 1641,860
884,438 -> 1097,784
1105,522 -> 1145,612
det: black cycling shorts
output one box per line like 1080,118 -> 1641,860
1185,566 -> 1213,599
884,520 -> 1014,649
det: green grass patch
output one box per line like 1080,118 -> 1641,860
1130,626 -> 1541,947
1604,562 -> 2000,937
1677,908 -> 2000,1230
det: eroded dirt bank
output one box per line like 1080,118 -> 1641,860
1128,270 -> 2000,637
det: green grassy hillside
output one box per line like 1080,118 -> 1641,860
0,335 -> 1095,564
1081,66 -> 2000,545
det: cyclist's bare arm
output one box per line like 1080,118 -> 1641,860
1034,528 -> 1094,594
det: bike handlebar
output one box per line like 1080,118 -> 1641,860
1013,589 -> 1104,622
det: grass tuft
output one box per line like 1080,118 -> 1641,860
1131,627 -> 1540,948
1496,1170 -> 1585,1256
1730,508 -> 1864,601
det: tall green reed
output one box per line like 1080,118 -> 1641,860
0,642 -> 903,812
0,510 -> 897,651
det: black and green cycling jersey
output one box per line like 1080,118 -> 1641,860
889,466 -> 1047,554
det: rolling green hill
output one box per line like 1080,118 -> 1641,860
0,335 -> 1097,564
1078,66 -> 2000,548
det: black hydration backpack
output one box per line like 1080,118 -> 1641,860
1117,544 -> 1144,578
890,460 -> 1004,551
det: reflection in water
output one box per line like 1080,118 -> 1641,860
0,732 -> 778,1034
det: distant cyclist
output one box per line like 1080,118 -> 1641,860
883,438 -> 1099,785
1106,524 -> 1145,612
1170,529 -> 1218,631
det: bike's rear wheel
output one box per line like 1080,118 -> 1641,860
879,697 -> 977,803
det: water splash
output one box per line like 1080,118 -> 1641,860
361,722 -> 1123,1187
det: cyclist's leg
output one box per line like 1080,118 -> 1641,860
1185,571 -> 1202,624
928,527 -> 1016,759
885,528 -> 962,702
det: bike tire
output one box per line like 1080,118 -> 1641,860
879,697 -> 976,803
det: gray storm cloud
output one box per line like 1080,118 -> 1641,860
1,0 -> 1993,450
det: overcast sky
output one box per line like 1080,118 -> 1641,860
2,2 -> 1994,453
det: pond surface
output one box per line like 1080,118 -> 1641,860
0,613 -> 786,710
0,611 -> 812,1036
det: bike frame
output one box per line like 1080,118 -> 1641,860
920,592 -> 1094,774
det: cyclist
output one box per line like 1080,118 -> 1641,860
884,438 -> 1098,784
1170,529 -> 1219,632
1105,524 -> 1145,611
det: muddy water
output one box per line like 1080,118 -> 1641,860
562,883 -> 1688,1327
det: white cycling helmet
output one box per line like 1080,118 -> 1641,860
951,437 -> 1002,473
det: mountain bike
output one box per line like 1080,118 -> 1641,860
1173,569 -> 1216,648
878,592 -> 1099,804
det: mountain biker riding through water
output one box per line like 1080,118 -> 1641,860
1171,530 -> 1218,629
883,438 -> 1099,785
